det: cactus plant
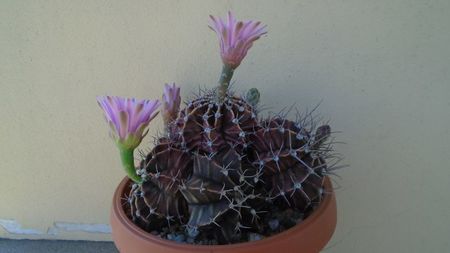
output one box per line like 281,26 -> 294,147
99,12 -> 340,245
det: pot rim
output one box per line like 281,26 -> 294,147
113,176 -> 335,250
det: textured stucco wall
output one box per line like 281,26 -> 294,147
1,0 -> 449,251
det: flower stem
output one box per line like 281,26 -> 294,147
217,64 -> 234,102
119,147 -> 142,184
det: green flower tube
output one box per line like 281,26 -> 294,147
119,147 -> 141,184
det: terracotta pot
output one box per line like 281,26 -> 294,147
111,176 -> 337,253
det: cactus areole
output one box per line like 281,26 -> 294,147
99,12 -> 341,251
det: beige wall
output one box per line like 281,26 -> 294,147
1,0 -> 449,251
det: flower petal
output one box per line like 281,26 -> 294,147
209,12 -> 267,69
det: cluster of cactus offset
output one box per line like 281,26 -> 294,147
99,12 -> 339,244
126,86 -> 335,243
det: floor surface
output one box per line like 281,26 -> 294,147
0,239 -> 119,253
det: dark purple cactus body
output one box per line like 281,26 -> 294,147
130,140 -> 192,230
127,91 -> 335,244
249,118 -> 329,211
180,150 -> 242,227
177,93 -> 258,153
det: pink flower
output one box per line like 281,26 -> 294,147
209,11 -> 267,69
97,96 -> 160,149
161,83 -> 181,125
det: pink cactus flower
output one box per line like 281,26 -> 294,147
162,83 -> 181,125
97,96 -> 160,149
209,11 -> 267,69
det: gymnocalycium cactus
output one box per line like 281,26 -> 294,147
98,12 -> 340,245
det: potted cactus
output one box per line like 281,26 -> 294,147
98,12 -> 339,253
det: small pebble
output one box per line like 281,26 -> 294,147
174,234 -> 186,243
186,227 -> 200,238
268,219 -> 280,230
248,233 -> 265,241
